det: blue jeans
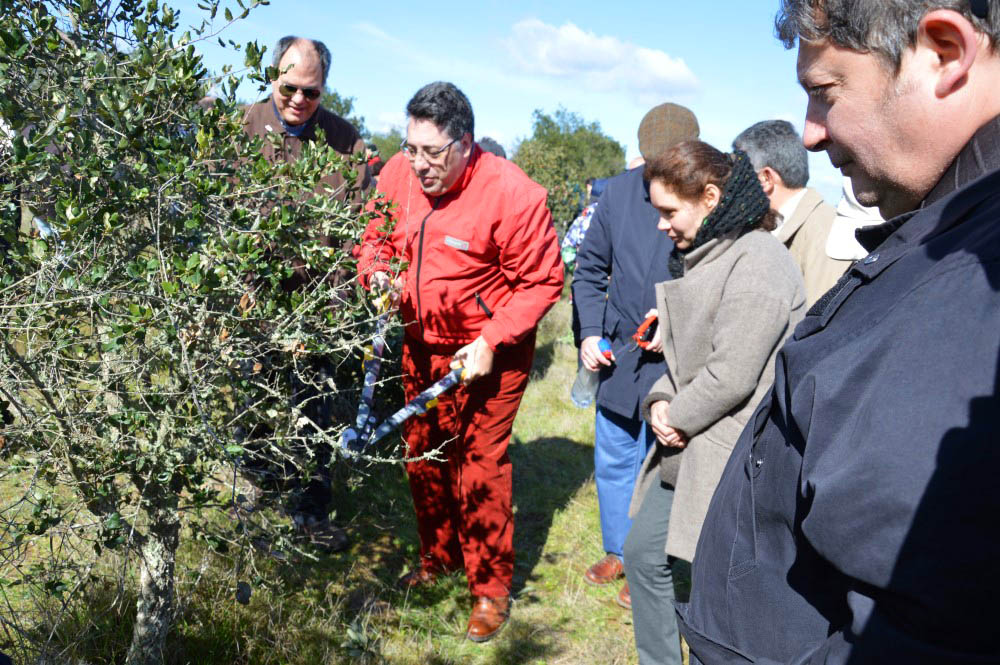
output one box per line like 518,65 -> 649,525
594,406 -> 654,558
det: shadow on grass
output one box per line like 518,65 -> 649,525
323,434 -> 593,600
419,616 -> 568,665
509,436 -> 593,597
529,339 -> 557,380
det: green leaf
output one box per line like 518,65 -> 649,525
30,238 -> 47,259
224,7 -> 233,21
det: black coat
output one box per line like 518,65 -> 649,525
572,166 -> 673,419
678,119 -> 1000,664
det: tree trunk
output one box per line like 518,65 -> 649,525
125,508 -> 180,665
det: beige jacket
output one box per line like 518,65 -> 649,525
631,230 -> 805,562
777,188 -> 849,307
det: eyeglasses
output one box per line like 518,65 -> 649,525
278,83 -> 321,100
399,137 -> 459,163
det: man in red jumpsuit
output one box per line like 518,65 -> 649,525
355,81 -> 563,642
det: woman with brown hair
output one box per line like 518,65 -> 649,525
623,141 -> 806,665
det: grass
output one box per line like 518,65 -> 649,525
364,299 -> 636,665
1,298 -> 692,664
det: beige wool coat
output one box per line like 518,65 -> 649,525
778,188 -> 849,307
630,229 -> 806,562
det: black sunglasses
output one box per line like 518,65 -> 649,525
278,83 -> 321,100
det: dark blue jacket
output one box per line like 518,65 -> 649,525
679,119 -> 1000,664
572,165 -> 673,419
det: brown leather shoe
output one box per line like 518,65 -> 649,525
616,582 -> 631,610
466,596 -> 510,643
396,568 -> 437,590
584,553 -> 624,586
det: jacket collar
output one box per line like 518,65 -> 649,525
775,188 -> 822,245
682,231 -> 740,273
854,117 -> 1000,252
856,114 -> 1000,254
923,114 -> 1000,208
438,144 -> 482,199
265,98 -> 319,137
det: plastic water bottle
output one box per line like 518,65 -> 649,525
570,338 -> 613,409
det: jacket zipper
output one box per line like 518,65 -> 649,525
414,197 -> 442,339
474,292 -> 493,319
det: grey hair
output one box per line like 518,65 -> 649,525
406,82 -> 475,141
478,137 -> 506,159
732,120 -> 809,189
272,36 -> 331,85
776,0 -> 1000,69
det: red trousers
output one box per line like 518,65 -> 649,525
401,332 -> 534,598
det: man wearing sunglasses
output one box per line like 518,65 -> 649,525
244,35 -> 370,201
355,82 -> 563,643
241,36 -> 370,552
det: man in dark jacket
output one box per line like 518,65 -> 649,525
679,3 -> 1000,663
241,35 -> 369,550
571,103 -> 698,654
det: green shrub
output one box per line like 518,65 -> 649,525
0,1 -> 383,662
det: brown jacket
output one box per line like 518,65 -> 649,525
777,188 -> 849,307
242,100 -> 370,291
243,99 -> 370,196
632,230 -> 805,562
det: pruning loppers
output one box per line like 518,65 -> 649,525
339,292 -> 469,452
340,363 -> 468,452
339,293 -> 391,449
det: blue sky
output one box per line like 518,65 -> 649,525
170,0 -> 843,202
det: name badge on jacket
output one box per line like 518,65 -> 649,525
444,235 -> 470,251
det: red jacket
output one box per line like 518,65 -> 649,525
355,146 -> 563,350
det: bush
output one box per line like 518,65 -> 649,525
0,1 -> 383,662
513,109 -> 624,233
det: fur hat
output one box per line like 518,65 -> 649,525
638,103 -> 699,161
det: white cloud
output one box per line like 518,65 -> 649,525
353,21 -> 406,49
506,19 -> 698,104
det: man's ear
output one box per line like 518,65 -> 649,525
758,167 -> 777,196
917,9 -> 980,98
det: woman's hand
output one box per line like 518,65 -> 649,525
659,426 -> 688,448
643,309 -> 663,354
649,400 -> 688,448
